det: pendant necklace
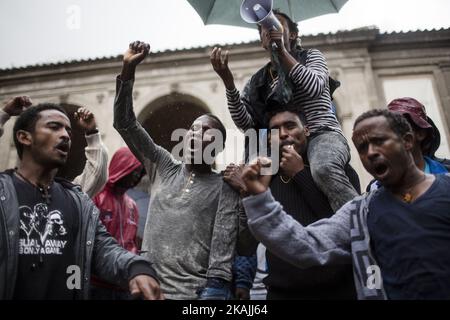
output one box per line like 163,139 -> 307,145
14,169 -> 53,205
401,174 -> 427,204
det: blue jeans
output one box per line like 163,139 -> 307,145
198,278 -> 232,300
198,286 -> 233,300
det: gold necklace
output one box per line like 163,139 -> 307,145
269,67 -> 278,82
279,175 -> 291,184
401,174 -> 427,203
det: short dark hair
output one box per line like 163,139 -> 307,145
13,103 -> 69,159
202,113 -> 227,144
268,106 -> 307,127
353,109 -> 412,138
257,9 -> 299,49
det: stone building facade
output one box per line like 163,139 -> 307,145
1,27 -> 449,189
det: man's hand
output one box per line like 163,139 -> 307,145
129,275 -> 164,300
121,41 -> 151,81
280,145 -> 304,178
223,163 -> 248,197
235,287 -> 250,300
74,107 -> 97,133
266,29 -> 286,53
3,96 -> 32,116
241,158 -> 272,196
124,40 -> 150,67
210,47 -> 235,90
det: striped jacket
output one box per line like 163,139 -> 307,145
225,48 -> 342,134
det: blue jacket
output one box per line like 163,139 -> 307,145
425,156 -> 448,174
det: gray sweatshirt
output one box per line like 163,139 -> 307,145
243,189 -> 388,300
113,77 -> 239,300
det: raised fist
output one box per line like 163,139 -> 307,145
241,157 -> 272,196
3,96 -> 32,116
123,41 -> 151,67
74,107 -> 97,133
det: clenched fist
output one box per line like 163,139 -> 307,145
121,41 -> 151,81
241,157 -> 272,196
74,107 -> 97,133
124,41 -> 150,67
3,96 -> 32,116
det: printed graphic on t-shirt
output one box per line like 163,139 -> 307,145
19,203 -> 69,255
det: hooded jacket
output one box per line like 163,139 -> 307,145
425,117 -> 450,171
94,147 -> 142,254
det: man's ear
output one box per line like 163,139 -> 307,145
304,126 -> 310,137
16,130 -> 32,148
403,132 -> 415,151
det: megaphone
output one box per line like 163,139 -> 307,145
240,0 -> 282,32
240,0 -> 283,50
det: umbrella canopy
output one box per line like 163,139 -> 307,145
186,0 -> 348,28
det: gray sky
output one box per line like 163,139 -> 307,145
1,0 -> 449,69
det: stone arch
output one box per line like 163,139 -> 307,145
134,93 -> 211,194
137,92 -> 211,153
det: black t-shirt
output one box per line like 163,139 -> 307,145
12,174 -> 80,300
368,174 -> 450,299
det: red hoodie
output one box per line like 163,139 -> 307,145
94,147 -> 142,254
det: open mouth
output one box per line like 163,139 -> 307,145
55,142 -> 70,155
373,163 -> 389,177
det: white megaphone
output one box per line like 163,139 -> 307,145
240,0 -> 283,45
240,0 -> 283,50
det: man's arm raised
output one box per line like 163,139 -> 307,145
241,158 -> 353,269
113,41 -> 176,174
0,96 -> 32,137
72,107 -> 108,198
210,47 -> 255,131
